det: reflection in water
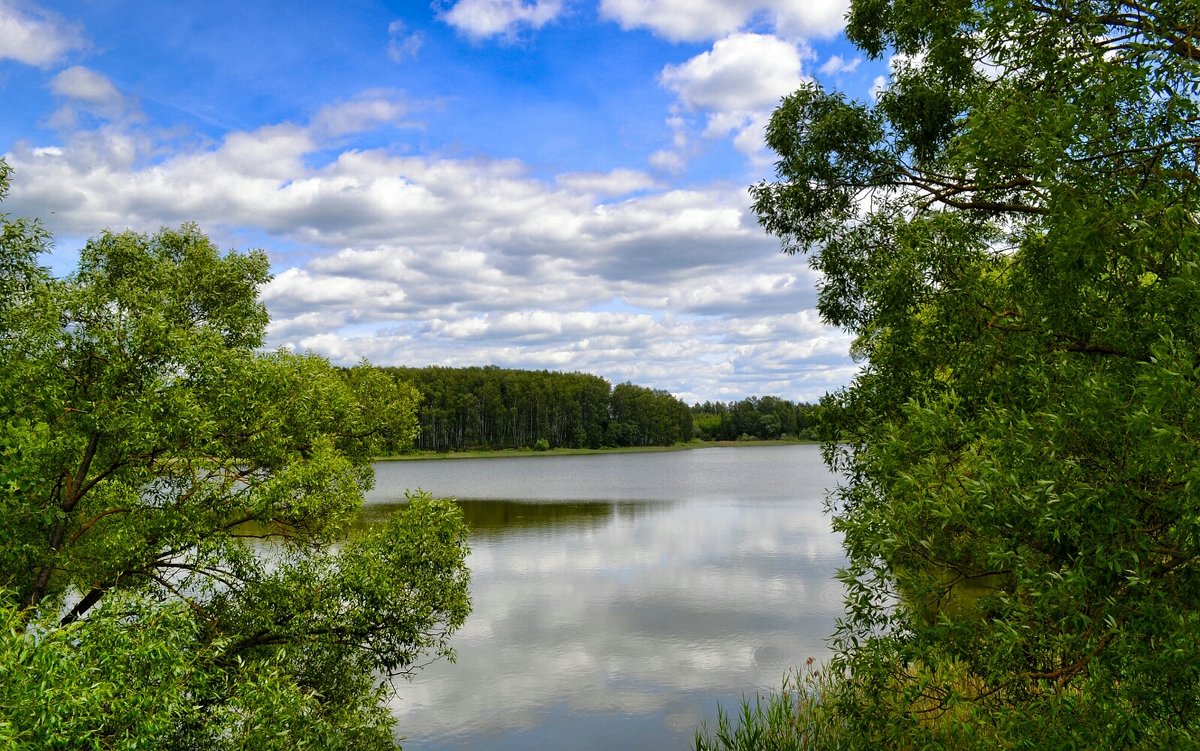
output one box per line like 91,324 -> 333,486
364,445 -> 844,750
358,499 -> 662,536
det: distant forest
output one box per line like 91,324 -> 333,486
690,396 -> 819,442
380,366 -> 817,453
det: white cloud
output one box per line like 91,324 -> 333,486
599,0 -> 746,42
555,169 -> 658,196
431,310 -> 658,342
2,95 -> 852,402
387,19 -> 423,61
0,0 -> 84,66
870,74 -> 887,101
659,33 -> 807,158
45,66 -> 144,130
311,90 -> 415,136
769,0 -> 850,39
440,0 -> 564,40
599,0 -> 848,42
45,67 -> 142,132
819,53 -> 860,76
374,470 -> 846,739
647,113 -> 694,175
648,148 -> 685,174
864,51 -> 923,102
729,111 -> 773,160
661,34 -> 806,115
50,66 -> 119,105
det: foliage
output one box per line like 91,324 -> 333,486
384,366 -> 693,451
691,396 -> 820,441
0,165 -> 470,748
384,365 -> 613,450
694,663 -> 848,751
608,381 -> 695,446
753,0 -> 1200,746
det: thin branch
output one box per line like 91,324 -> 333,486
1020,632 -> 1116,688
67,507 -> 132,546
150,572 -> 217,625
153,561 -> 243,590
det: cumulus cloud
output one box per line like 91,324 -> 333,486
439,0 -> 564,40
45,66 -> 142,129
599,0 -> 746,42
50,65 -> 118,104
661,33 -> 807,118
555,169 -> 657,196
659,33 -> 808,158
819,53 -> 860,76
599,0 -> 848,42
2,92 -> 852,402
769,0 -> 849,39
0,0 -> 85,66
310,90 -> 416,137
648,148 -> 686,174
383,490 -> 844,740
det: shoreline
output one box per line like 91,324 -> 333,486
375,439 -> 818,461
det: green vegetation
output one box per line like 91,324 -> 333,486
691,396 -> 820,441
381,365 -> 694,452
0,162 -> 470,749
717,0 -> 1200,746
382,364 -> 821,454
694,663 -> 848,751
361,499 -> 646,537
378,438 -> 813,461
378,443 -> 686,460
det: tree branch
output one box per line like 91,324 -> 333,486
67,507 -> 132,546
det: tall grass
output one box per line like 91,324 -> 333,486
694,660 -> 848,751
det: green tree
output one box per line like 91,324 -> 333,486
755,413 -> 782,440
0,162 -> 470,749
754,0 -> 1200,746
608,382 -> 692,446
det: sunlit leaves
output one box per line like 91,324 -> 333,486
0,165 -> 470,748
755,0 -> 1200,745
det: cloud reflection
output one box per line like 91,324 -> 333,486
378,446 -> 845,750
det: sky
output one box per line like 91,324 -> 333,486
0,0 -> 887,404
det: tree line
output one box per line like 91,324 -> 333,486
691,396 -> 820,441
381,366 -> 695,452
379,366 -> 820,453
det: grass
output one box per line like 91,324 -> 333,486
694,660 -> 849,751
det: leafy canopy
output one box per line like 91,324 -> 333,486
754,0 -> 1200,746
0,160 -> 470,750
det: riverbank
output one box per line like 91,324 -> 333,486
376,438 -> 817,461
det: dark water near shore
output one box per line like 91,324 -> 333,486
363,444 -> 845,750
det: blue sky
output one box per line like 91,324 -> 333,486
0,0 -> 886,402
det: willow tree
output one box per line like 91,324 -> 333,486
753,0 -> 1200,746
0,161 -> 470,750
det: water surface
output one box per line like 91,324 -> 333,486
364,445 -> 844,750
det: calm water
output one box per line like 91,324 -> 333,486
363,444 -> 845,750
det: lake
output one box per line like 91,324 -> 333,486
363,444 -> 845,750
